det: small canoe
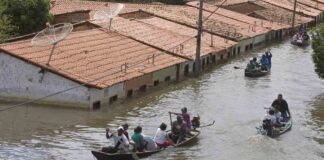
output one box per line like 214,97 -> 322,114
245,69 -> 269,78
256,117 -> 292,138
291,39 -> 309,46
91,130 -> 200,160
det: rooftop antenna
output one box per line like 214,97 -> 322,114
31,23 -> 73,66
93,3 -> 125,30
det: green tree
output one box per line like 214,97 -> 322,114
0,0 -> 52,42
311,24 -> 324,79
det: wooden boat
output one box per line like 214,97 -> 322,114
91,130 -> 200,160
245,68 -> 269,78
256,117 -> 292,138
291,33 -> 310,46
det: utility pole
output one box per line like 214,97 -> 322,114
195,0 -> 203,76
291,0 -> 297,34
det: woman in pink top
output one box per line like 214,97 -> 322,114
170,107 -> 191,130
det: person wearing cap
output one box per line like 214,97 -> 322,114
171,115 -> 186,144
272,94 -> 290,122
106,126 -> 129,153
122,123 -> 130,140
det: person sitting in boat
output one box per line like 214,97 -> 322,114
271,94 -> 291,122
260,54 -> 269,71
252,57 -> 261,68
122,123 -> 130,140
302,33 -> 309,41
171,115 -> 187,144
169,107 -> 191,130
268,109 -> 281,128
154,123 -> 173,148
105,126 -> 130,153
246,60 -> 256,72
131,126 -> 147,152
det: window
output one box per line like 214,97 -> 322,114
220,54 -> 224,60
184,64 -> 189,76
249,43 -> 253,50
238,47 -> 241,54
154,80 -> 159,86
212,55 -> 216,63
207,57 -> 210,64
245,45 -> 249,51
139,85 -> 147,92
227,52 -> 230,58
233,48 -> 236,55
92,101 -> 101,109
109,95 -> 118,104
165,76 -> 171,82
127,90 -> 133,98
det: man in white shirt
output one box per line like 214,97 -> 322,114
154,123 -> 172,148
106,126 -> 130,152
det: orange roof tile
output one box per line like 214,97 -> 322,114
297,0 -> 324,12
253,1 -> 313,25
187,1 -> 290,30
131,15 -> 236,48
137,5 -> 270,41
92,17 -> 220,59
0,28 -> 185,89
262,0 -> 322,17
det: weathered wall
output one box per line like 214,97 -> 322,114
102,82 -> 125,104
0,53 -> 90,107
152,66 -> 177,83
125,73 -> 153,94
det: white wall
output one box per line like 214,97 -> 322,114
0,52 -> 90,107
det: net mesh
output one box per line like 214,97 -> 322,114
94,3 -> 125,20
32,23 -> 73,47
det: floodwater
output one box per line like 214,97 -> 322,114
0,40 -> 324,160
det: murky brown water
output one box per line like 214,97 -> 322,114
1,40 -> 324,160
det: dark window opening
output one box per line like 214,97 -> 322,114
127,90 -> 133,98
109,95 -> 118,104
212,55 -> 216,63
139,85 -> 147,92
165,76 -> 171,82
184,64 -> 189,76
250,43 -> 253,50
154,80 -> 159,86
227,52 -> 230,58
207,57 -> 210,64
220,54 -> 224,60
92,101 -> 101,110
245,45 -> 249,51
202,58 -> 206,69
238,47 -> 241,54
233,48 -> 236,55
193,62 -> 196,73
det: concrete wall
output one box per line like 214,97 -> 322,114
0,52 -> 90,107
152,66 -> 177,83
125,73 -> 153,96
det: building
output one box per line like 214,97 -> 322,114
0,26 -> 187,109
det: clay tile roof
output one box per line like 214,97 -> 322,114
262,0 -> 322,17
131,15 -> 236,48
253,1 -> 313,25
138,5 -> 270,41
187,1 -> 290,30
0,28 -> 185,89
297,0 -> 324,11
93,17 -> 225,60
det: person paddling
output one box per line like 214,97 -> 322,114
170,107 -> 191,130
271,94 -> 291,122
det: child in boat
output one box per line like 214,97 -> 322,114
154,123 -> 173,148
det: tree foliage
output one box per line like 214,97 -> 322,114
311,24 -> 324,79
0,0 -> 52,42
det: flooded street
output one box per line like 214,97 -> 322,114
1,40 -> 324,160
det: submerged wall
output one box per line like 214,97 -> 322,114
0,53 -> 90,108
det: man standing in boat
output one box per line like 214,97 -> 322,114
265,50 -> 272,68
271,94 -> 291,122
